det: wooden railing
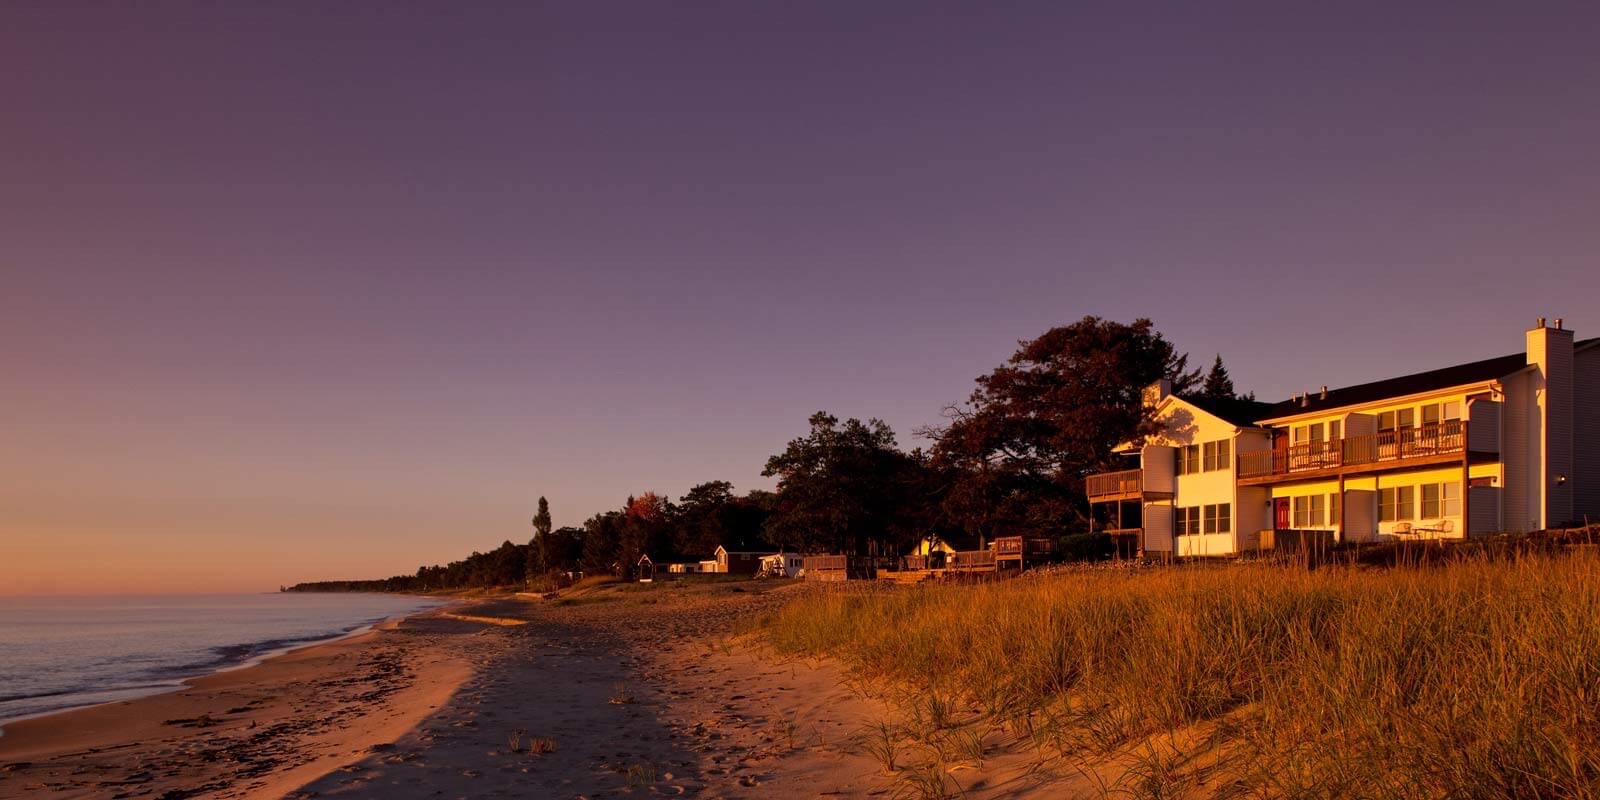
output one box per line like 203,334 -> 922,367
1238,420 -> 1465,479
802,555 -> 848,572
994,535 -> 1057,556
1086,468 -> 1142,499
950,550 -> 997,571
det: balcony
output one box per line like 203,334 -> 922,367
1086,468 -> 1143,502
1238,420 -> 1469,484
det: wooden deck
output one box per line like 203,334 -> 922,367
1237,421 -> 1476,485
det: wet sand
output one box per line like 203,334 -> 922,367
0,580 -> 1111,798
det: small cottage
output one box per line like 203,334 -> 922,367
714,545 -> 769,575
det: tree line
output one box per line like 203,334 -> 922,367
285,316 -> 1248,592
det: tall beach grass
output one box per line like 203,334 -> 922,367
756,553 -> 1600,798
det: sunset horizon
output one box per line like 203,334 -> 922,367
5,4 -> 1600,798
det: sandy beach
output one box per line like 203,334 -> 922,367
0,580 -> 1104,799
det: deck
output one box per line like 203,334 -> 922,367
1236,421 -> 1484,485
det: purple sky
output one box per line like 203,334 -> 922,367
6,2 -> 1599,592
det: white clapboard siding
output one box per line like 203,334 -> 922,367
1142,503 -> 1173,554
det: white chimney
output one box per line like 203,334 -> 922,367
1527,319 -> 1575,527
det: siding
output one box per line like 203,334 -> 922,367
1143,503 -> 1173,555
1142,445 -> 1176,494
1545,330 -> 1575,525
1236,485 -> 1269,549
1502,370 -> 1533,532
1467,400 -> 1501,453
1576,346 -> 1600,523
1344,489 -> 1377,542
1470,486 -> 1502,535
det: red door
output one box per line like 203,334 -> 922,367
1274,498 -> 1291,530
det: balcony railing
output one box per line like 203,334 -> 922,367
1086,468 -> 1143,500
1238,420 -> 1465,479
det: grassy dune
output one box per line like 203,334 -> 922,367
756,554 -> 1600,798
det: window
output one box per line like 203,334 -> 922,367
1292,495 -> 1325,528
1175,506 -> 1201,535
1203,439 -> 1231,471
1178,444 -> 1201,475
1293,423 -> 1325,444
1380,486 -> 1415,521
1203,503 -> 1232,534
1421,402 -> 1463,427
1378,409 -> 1416,432
1329,420 -> 1342,441
1422,483 -> 1461,518
1330,493 -> 1341,526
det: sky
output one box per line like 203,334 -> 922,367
4,2 -> 1599,594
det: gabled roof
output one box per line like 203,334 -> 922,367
1259,337 -> 1599,421
1174,394 -> 1277,428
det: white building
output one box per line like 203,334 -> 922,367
1089,383 -> 1274,558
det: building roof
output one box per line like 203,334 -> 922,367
1174,394 -> 1277,428
1258,337 -> 1599,421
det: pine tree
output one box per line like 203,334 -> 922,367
1202,355 -> 1236,399
528,496 -> 552,580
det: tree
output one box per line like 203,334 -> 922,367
617,492 -> 672,577
528,495 -> 553,579
923,316 -> 1199,538
762,412 -> 923,556
582,510 -> 624,576
1202,355 -> 1236,399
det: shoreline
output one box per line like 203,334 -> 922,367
0,601 -> 493,800
0,596 -> 458,735
1,581 -> 932,797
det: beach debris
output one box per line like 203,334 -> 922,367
608,683 -> 636,705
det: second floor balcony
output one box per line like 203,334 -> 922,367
1238,419 -> 1469,483
1086,468 -> 1143,502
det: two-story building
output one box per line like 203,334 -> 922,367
1088,383 -> 1275,558
1243,319 -> 1598,542
1090,319 -> 1599,556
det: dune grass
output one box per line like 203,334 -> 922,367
756,553 -> 1600,798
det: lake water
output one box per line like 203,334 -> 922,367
0,593 -> 448,729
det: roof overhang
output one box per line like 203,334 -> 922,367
1256,379 -> 1505,426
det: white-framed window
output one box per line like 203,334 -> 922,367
1178,444 -> 1201,475
1203,503 -> 1232,534
1421,483 -> 1461,518
1175,506 -> 1201,535
1378,409 -> 1416,432
1292,423 -> 1326,444
1420,402 -> 1463,427
1329,420 -> 1342,441
1380,486 -> 1415,521
1330,493 -> 1341,526
1202,439 -> 1231,471
1292,495 -> 1325,528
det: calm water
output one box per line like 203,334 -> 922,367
0,593 -> 448,728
